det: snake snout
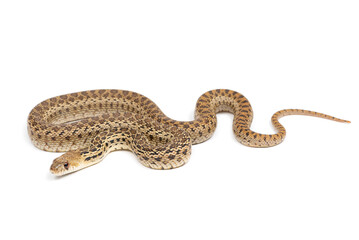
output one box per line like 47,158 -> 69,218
50,158 -> 68,176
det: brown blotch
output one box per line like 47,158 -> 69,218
124,112 -> 132,118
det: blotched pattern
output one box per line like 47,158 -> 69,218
27,89 -> 350,176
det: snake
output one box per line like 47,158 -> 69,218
27,89 -> 350,176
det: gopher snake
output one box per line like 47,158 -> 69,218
27,89 -> 350,176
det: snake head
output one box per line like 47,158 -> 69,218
50,150 -> 83,176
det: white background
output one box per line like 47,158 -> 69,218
0,1 -> 358,239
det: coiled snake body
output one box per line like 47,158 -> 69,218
27,89 -> 350,176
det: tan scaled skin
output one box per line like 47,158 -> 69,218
27,89 -> 350,176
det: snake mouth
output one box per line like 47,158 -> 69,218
50,164 -> 77,176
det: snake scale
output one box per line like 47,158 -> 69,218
27,89 -> 350,176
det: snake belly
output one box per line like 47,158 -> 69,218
27,89 -> 350,176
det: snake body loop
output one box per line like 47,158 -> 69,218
27,89 -> 350,176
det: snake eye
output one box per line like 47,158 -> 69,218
64,162 -> 69,170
